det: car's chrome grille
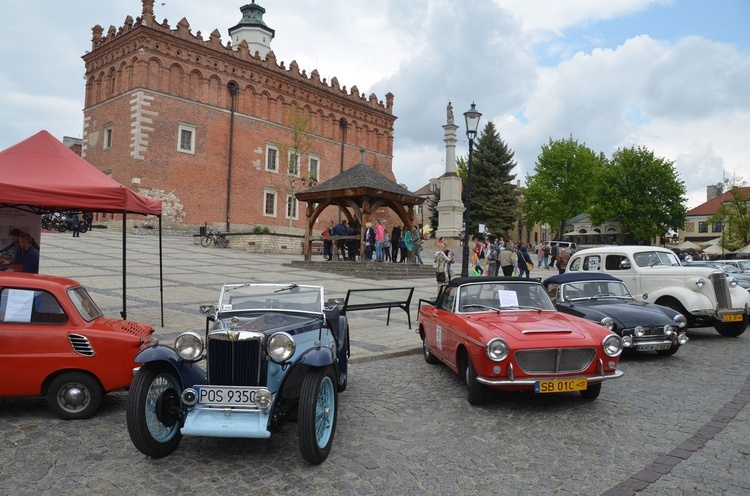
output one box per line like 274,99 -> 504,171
68,334 -> 95,357
514,348 -> 596,374
625,326 -> 665,336
207,336 -> 264,386
710,272 -> 731,309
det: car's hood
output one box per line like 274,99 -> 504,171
466,311 -> 609,345
566,300 -> 673,328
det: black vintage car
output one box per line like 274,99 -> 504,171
543,273 -> 688,355
126,283 -> 349,464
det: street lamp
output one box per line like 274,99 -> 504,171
461,102 -> 482,277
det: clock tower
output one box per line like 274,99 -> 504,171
228,1 -> 275,58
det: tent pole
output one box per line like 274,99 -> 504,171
122,211 -> 127,320
159,215 -> 164,327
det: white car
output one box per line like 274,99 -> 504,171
566,246 -> 750,337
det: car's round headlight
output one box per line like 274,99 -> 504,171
175,332 -> 204,361
729,279 -> 738,288
486,338 -> 509,361
267,332 -> 295,362
694,278 -> 705,289
600,317 -> 615,330
673,313 -> 687,328
663,325 -> 674,336
634,326 -> 645,337
621,335 -> 633,348
602,335 -> 623,357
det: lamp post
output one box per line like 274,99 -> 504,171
461,102 -> 482,277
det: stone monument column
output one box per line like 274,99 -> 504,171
435,101 -> 465,239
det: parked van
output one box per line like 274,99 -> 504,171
550,240 -> 577,252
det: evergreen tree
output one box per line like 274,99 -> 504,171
464,121 -> 518,238
427,187 -> 440,234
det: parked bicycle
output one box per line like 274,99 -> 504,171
200,228 -> 227,248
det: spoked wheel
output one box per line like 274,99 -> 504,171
298,367 -> 337,464
47,372 -> 102,420
465,357 -> 485,405
200,236 -> 212,247
579,383 -> 602,400
126,364 -> 183,458
216,236 -> 228,248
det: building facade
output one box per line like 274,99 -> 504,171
82,0 -> 396,232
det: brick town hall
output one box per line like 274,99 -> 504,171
82,0 -> 397,233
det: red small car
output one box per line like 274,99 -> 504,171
0,273 -> 154,419
418,277 -> 623,404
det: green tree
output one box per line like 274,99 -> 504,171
523,136 -> 604,238
590,146 -> 687,242
462,121 -> 518,238
707,180 -> 750,251
277,104 -> 318,229
427,187 -> 440,233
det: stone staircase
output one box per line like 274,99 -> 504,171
287,260 -> 435,280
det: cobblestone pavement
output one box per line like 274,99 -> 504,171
1,231 -> 748,495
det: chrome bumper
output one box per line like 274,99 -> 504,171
477,369 -> 623,387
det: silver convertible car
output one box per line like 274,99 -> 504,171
126,283 -> 349,464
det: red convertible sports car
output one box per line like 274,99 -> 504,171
0,273 -> 154,419
418,277 -> 623,404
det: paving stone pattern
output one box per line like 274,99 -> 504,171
0,231 -> 748,495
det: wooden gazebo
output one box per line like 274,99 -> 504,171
295,154 -> 425,261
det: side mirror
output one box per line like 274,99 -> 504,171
199,304 -> 216,315
683,254 -> 693,263
620,259 -> 631,269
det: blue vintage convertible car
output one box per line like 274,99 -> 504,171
126,283 -> 348,464
543,273 -> 688,355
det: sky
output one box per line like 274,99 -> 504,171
1,0 -> 748,209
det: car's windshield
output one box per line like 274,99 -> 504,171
68,287 -> 104,322
561,280 -> 632,300
736,260 -> 750,271
632,251 -> 681,267
457,282 -> 555,313
218,283 -> 323,314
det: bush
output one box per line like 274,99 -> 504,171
253,226 -> 271,234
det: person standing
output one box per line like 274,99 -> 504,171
412,227 -> 423,265
383,231 -> 391,262
517,246 -> 533,278
403,228 -> 413,263
556,247 -> 571,274
499,242 -> 515,276
487,243 -> 499,276
333,219 -> 348,260
434,249 -> 450,293
71,213 -> 81,237
375,220 -> 385,262
549,242 -> 558,269
391,225 -> 401,263
322,220 -> 334,260
540,242 -> 549,269
363,222 -> 375,261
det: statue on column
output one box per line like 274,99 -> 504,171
447,101 -> 454,125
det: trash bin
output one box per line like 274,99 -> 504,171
199,226 -> 206,236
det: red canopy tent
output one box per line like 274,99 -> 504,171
0,130 -> 164,323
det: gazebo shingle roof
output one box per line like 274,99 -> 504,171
298,163 -> 420,200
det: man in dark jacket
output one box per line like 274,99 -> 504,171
332,220 -> 348,260
391,225 -> 401,263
